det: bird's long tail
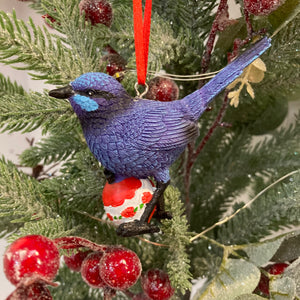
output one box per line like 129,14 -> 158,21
181,37 -> 271,120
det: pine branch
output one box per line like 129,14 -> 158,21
0,10 -> 74,85
41,0 -> 111,74
0,90 -> 76,133
0,158 -> 53,223
7,217 -> 75,243
159,186 -> 193,295
0,73 -> 25,96
217,171 -> 300,244
39,149 -> 105,215
190,110 -> 300,232
19,129 -> 86,167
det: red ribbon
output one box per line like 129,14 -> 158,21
133,0 -> 152,85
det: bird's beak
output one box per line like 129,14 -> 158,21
49,85 -> 74,99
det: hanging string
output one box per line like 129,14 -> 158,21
133,0 -> 152,86
124,68 -> 221,81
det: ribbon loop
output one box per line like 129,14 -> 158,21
133,0 -> 152,85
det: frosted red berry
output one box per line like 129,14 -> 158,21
101,53 -> 126,80
79,0 -> 113,27
7,282 -> 53,300
141,269 -> 174,300
244,0 -> 285,16
3,235 -> 60,286
81,251 -> 106,288
99,247 -> 142,290
145,77 -> 179,102
42,14 -> 57,28
64,250 -> 92,272
257,262 -> 289,295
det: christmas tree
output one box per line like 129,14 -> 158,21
0,0 -> 299,299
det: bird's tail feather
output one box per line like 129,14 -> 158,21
181,37 -> 271,120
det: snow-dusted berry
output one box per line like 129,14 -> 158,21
64,250 -> 92,272
6,282 -> 53,300
244,0 -> 285,16
3,235 -> 60,286
141,269 -> 174,300
99,247 -> 142,290
145,77 -> 179,102
79,0 -> 113,27
81,251 -> 106,288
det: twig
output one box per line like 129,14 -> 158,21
190,170 -> 299,243
199,0 -> 229,79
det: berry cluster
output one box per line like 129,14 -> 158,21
64,246 -> 142,292
3,235 -> 174,299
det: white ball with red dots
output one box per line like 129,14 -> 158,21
102,177 -> 156,225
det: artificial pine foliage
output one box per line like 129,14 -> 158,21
0,0 -> 299,299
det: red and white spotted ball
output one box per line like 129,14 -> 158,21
102,177 -> 156,225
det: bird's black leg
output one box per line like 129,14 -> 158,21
103,168 -> 115,184
153,191 -> 173,220
116,180 -> 170,237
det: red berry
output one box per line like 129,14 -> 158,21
132,293 -> 151,300
64,250 -> 92,272
244,0 -> 285,16
3,235 -> 60,286
100,53 -> 126,80
257,262 -> 289,295
79,0 -> 113,27
42,14 -> 57,28
141,269 -> 174,300
81,251 -> 106,288
99,247 -> 142,290
7,282 -> 53,300
145,77 -> 179,102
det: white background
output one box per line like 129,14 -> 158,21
0,0 -> 299,299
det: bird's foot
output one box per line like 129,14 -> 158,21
153,210 -> 173,220
116,220 -> 160,237
103,169 -> 115,184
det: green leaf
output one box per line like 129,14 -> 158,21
271,231 -> 300,262
193,258 -> 260,300
268,0 -> 300,31
270,277 -> 296,300
283,258 -> 300,297
242,236 -> 285,266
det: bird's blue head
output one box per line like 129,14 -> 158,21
49,72 -> 130,115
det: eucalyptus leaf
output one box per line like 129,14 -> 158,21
193,258 -> 260,300
283,258 -> 300,297
270,277 -> 296,300
271,232 -> 300,262
243,236 -> 284,266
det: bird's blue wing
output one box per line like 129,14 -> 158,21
123,100 -> 199,151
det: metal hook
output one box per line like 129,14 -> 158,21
134,82 -> 149,99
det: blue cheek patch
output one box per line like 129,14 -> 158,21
73,95 -> 99,112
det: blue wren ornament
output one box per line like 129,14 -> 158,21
49,37 -> 271,237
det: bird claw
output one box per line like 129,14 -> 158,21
154,210 -> 173,220
116,221 -> 160,237
103,169 -> 115,184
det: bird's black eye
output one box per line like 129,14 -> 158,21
87,90 -> 96,97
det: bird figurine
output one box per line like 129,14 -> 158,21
49,37 -> 271,237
